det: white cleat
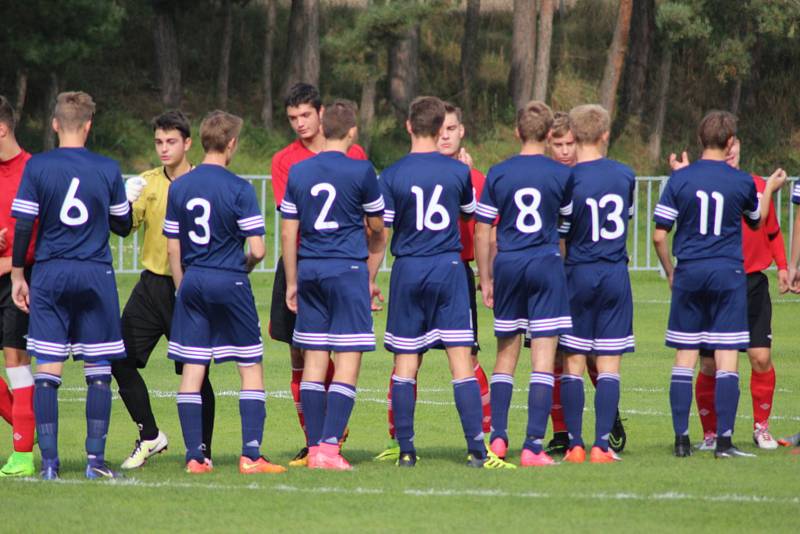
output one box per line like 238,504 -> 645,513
121,431 -> 169,469
695,432 -> 716,451
753,423 -> 778,450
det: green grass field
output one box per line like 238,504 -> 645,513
3,271 -> 799,532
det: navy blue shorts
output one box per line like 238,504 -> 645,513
558,261 -> 634,355
27,260 -> 125,363
666,259 -> 748,350
492,248 -> 572,338
385,253 -> 473,354
292,258 -> 375,352
168,267 -> 263,365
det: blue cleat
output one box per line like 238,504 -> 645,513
86,462 -> 122,480
40,458 -> 60,480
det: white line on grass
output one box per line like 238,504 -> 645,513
8,477 -> 799,506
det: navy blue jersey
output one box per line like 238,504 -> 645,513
11,147 -> 129,263
654,160 -> 759,264
476,155 -> 572,252
792,180 -> 800,205
163,164 -> 265,272
280,151 -> 384,260
381,152 -> 475,258
560,158 -> 636,265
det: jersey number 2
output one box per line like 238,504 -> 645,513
60,178 -> 89,226
311,183 -> 339,230
187,198 -> 211,245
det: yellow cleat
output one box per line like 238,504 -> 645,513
288,446 -> 309,467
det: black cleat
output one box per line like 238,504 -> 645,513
674,435 -> 692,457
545,431 -> 570,456
715,445 -> 756,459
288,446 -> 309,467
609,411 -> 627,453
397,452 -> 417,467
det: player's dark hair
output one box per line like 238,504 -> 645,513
284,83 -> 322,112
152,110 -> 191,140
321,99 -> 357,140
200,110 -> 243,153
54,91 -> 96,131
443,101 -> 463,124
698,110 -> 737,150
551,111 -> 571,138
408,96 -> 446,138
0,95 -> 16,130
517,100 -> 553,143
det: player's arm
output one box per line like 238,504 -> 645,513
126,175 -> 148,230
790,208 -> 800,293
474,221 -> 494,308
653,225 -> 673,288
110,171 -> 133,237
245,235 -> 265,272
366,216 -> 387,310
280,217 -> 300,313
0,257 -> 10,277
10,217 -> 34,312
751,168 -> 788,231
763,193 -> 790,293
166,237 -> 183,288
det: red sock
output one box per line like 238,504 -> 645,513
474,363 -> 491,434
324,357 -> 335,389
550,364 -> 567,433
11,385 -> 34,452
751,366 -> 776,427
291,368 -> 306,435
0,377 -> 12,426
387,368 -> 396,439
695,371 -> 717,435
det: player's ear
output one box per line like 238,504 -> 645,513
184,137 -> 193,152
601,131 -> 610,144
348,126 -> 358,143
51,117 -> 59,134
514,127 -> 521,141
227,136 -> 238,155
725,136 -> 735,152
458,123 -> 465,139
405,120 -> 413,137
83,120 -> 93,136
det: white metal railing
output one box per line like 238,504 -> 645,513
116,175 -> 799,274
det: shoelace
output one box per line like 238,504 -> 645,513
129,440 -> 143,457
756,426 -> 775,442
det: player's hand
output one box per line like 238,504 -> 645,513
285,283 -> 298,313
667,270 -> 674,291
125,175 -> 147,204
766,168 -> 788,191
481,281 -> 494,309
370,282 -> 384,312
778,269 -> 790,294
0,228 -> 7,253
457,148 -> 474,168
11,276 -> 29,314
668,151 -> 689,171
789,267 -> 800,294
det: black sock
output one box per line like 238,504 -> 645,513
200,371 -> 215,459
112,359 -> 159,441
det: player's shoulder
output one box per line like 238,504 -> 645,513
141,166 -> 166,182
603,157 -> 635,178
347,143 -> 368,160
751,173 -> 766,192
271,140 -> 303,169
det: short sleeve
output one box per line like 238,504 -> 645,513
381,173 -> 395,228
236,182 -> 266,236
110,170 -> 131,218
11,164 -> 40,220
792,181 -> 800,205
558,172 -> 575,237
742,179 -> 761,226
627,174 -> 636,220
459,168 -> 476,215
475,168 -> 499,224
271,153 -> 289,209
361,166 -> 385,216
162,185 -> 180,237
653,176 -> 679,229
280,172 -> 299,220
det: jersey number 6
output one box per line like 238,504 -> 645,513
60,178 -> 89,226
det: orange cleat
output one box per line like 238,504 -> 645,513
185,458 -> 213,474
239,456 -> 287,474
563,445 -> 586,463
309,443 -> 353,471
490,437 -> 508,460
590,446 -> 622,463
520,449 -> 556,467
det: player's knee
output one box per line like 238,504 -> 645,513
84,364 -> 113,388
34,376 -> 62,389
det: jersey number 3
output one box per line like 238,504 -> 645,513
60,178 -> 89,226
187,198 -> 211,245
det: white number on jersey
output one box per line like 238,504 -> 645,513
585,194 -> 625,242
59,177 -> 89,226
311,183 -> 340,230
696,190 -> 724,236
186,198 -> 211,245
410,184 -> 450,231
513,187 -> 543,233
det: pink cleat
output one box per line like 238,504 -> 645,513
490,437 -> 508,460
308,443 -> 353,471
520,448 -> 556,467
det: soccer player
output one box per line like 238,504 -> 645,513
382,96 -> 512,469
669,139 -> 787,451
555,104 -> 635,464
0,96 -> 36,477
11,91 -> 133,479
164,110 -> 284,474
269,83 -> 367,466
112,111 -> 217,470
280,100 -> 386,470
653,110 -> 786,458
475,100 -> 572,467
375,101 -> 492,462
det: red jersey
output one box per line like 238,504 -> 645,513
459,168 -> 486,262
270,139 -> 367,208
742,174 -> 787,274
0,149 -> 35,265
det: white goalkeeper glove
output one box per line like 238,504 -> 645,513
125,176 -> 147,204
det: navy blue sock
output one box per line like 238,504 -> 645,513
560,374 -> 584,448
84,365 -> 112,466
33,373 -> 61,461
669,366 -> 694,436
489,373 -> 513,443
524,372 -> 554,453
321,382 -> 356,446
239,390 -> 266,461
453,377 -> 487,458
300,381 -> 326,447
594,373 -> 621,451
715,371 -> 740,441
177,392 -> 204,462
391,375 -> 416,454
